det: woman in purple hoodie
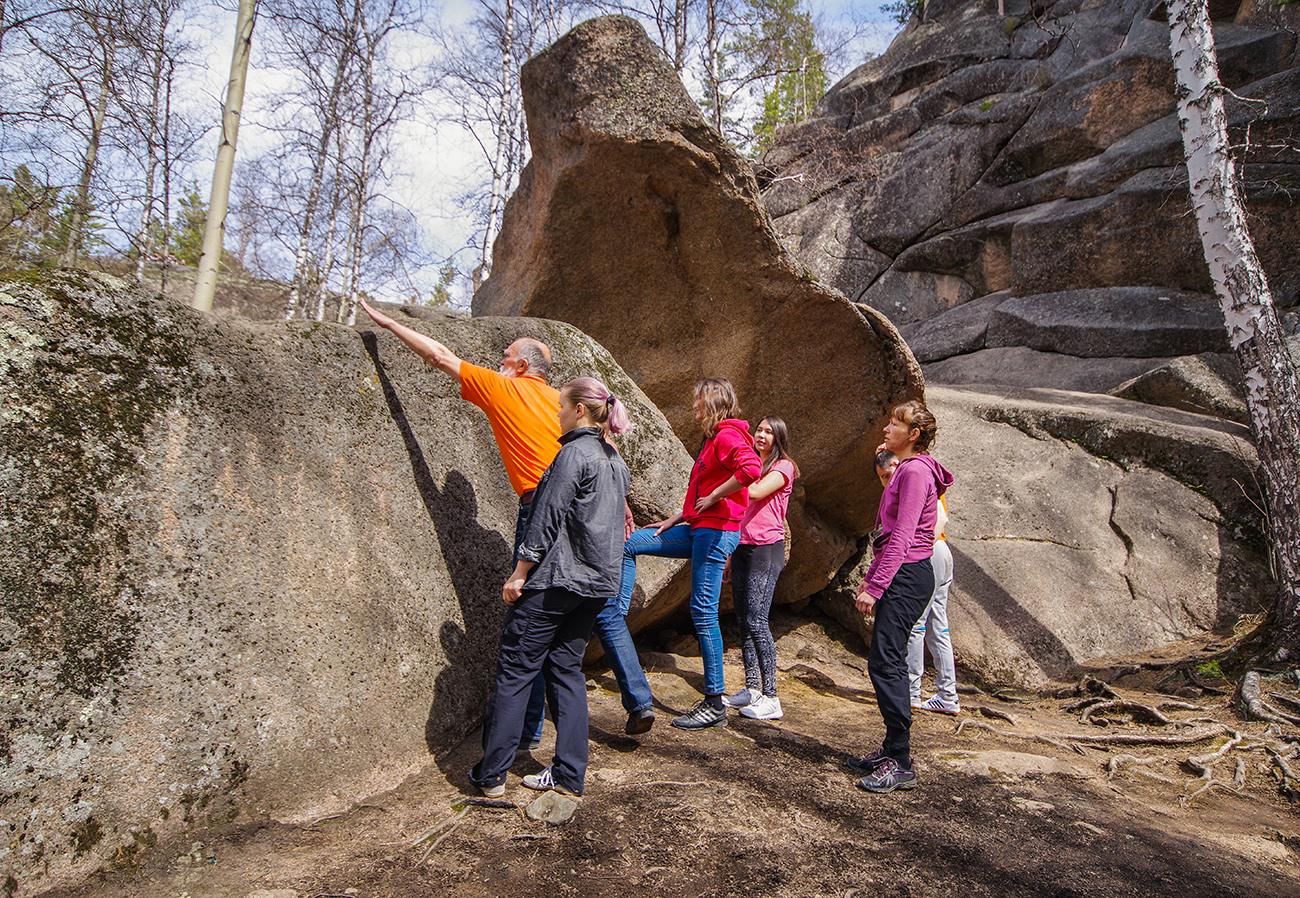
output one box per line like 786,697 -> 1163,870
849,400 -> 953,794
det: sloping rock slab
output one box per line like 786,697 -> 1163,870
899,291 -> 1010,362
986,286 -> 1228,358
922,346 -> 1170,393
472,16 -> 923,601
815,385 -> 1270,688
1111,352 -> 1248,424
0,271 -> 690,895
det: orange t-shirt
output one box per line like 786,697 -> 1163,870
459,362 -> 562,495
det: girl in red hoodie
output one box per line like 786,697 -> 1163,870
616,378 -> 762,730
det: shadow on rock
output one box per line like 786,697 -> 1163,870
360,332 -> 511,771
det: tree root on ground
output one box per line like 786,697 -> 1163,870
954,719 -> 1229,747
1240,671 -> 1300,726
977,706 -> 1019,726
1079,700 -> 1173,727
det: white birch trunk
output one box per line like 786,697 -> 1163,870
705,0 -> 722,133
673,0 -> 687,73
135,21 -> 167,284
192,0 -> 257,313
1168,0 -> 1300,660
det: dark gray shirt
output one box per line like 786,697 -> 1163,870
516,427 -> 631,599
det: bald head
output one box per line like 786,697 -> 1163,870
503,338 -> 552,379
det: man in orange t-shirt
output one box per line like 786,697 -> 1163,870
357,298 -> 657,742
357,298 -> 560,548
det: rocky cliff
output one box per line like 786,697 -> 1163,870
0,271 -> 690,893
758,0 -> 1285,683
761,0 -> 1299,403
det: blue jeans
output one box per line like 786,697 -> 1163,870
618,524 -> 739,695
518,500 -> 652,738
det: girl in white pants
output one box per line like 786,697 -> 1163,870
908,498 -> 958,714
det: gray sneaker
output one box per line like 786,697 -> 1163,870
857,758 -> 917,793
722,687 -> 758,708
671,699 -> 728,729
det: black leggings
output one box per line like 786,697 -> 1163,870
731,541 -> 784,695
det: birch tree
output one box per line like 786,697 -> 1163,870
1168,0 -> 1300,660
265,0 -> 363,320
191,0 -> 256,313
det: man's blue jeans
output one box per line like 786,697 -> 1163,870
519,501 -> 654,741
617,524 -> 739,695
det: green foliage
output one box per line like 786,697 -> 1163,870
0,166 -> 80,266
882,0 -> 923,25
730,0 -> 828,156
169,184 -> 207,266
428,259 -> 458,307
1196,659 -> 1225,680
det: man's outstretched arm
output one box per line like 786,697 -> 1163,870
358,297 -> 463,380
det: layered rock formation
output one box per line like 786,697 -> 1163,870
0,271 -> 690,893
762,0 -> 1299,398
473,15 -> 924,602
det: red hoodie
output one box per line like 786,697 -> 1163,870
682,418 -> 762,531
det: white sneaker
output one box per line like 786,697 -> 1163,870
918,695 -> 960,716
740,694 -> 783,720
722,687 -> 759,708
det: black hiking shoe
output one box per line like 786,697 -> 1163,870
846,747 -> 891,775
857,758 -> 918,793
625,709 -> 656,735
671,699 -> 727,730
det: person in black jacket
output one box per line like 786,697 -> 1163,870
468,377 -> 634,798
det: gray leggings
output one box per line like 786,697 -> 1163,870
731,541 -> 784,696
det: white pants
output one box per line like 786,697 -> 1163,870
907,539 -> 956,704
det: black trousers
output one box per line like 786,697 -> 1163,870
470,586 -> 603,794
867,558 -> 935,767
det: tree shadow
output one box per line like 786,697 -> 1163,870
360,332 -> 510,777
949,544 -> 1077,680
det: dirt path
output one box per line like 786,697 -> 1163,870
50,613 -> 1300,898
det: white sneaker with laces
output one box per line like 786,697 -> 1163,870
722,687 -> 759,708
918,695 -> 960,715
522,766 -> 578,796
740,694 -> 783,720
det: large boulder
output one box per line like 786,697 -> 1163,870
817,385 -> 1271,687
473,15 -> 924,601
761,0 -> 1300,403
0,271 -> 690,894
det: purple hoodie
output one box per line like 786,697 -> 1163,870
862,453 -> 954,601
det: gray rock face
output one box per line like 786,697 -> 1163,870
986,287 -> 1229,358
473,15 -> 924,601
921,346 -> 1176,393
0,271 -> 690,894
1111,353 -> 1249,424
817,386 -> 1271,687
762,0 -> 1300,418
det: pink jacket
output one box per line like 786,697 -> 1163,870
682,419 -> 762,531
862,453 -> 953,600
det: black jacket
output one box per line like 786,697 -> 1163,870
516,427 -> 631,599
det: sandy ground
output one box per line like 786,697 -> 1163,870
43,611 -> 1300,898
